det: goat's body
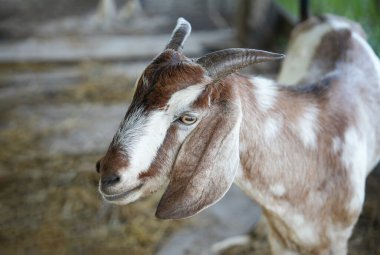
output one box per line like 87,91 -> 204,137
230,16 -> 380,254
97,15 -> 380,255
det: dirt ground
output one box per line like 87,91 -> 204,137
0,63 -> 185,255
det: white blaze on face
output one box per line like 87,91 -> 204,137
114,84 -> 206,182
128,110 -> 171,176
166,84 -> 205,115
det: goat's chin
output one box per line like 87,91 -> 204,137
101,184 -> 144,205
103,190 -> 142,205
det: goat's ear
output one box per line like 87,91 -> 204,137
165,17 -> 191,52
155,102 -> 241,219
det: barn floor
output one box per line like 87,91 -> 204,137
0,61 -> 379,255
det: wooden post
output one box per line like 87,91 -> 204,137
235,0 -> 295,49
235,0 -> 252,46
300,0 -> 309,22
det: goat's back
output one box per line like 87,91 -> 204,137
279,14 -> 380,172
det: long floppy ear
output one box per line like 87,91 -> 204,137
156,101 -> 242,219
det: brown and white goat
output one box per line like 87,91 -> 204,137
96,16 -> 380,254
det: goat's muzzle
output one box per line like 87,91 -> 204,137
100,173 -> 121,188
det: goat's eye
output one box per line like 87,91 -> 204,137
179,114 -> 197,125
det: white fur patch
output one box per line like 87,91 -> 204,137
278,24 -> 332,85
332,136 -> 343,153
329,19 -> 351,31
295,105 -> 319,148
251,77 -> 278,112
292,213 -> 305,225
352,32 -> 380,82
297,222 -> 317,245
341,127 -> 367,211
263,116 -> 283,142
269,183 -> 286,197
290,213 -> 318,245
341,127 -> 366,169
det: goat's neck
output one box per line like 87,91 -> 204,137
232,74 -> 324,209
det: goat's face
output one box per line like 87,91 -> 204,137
96,18 -> 284,219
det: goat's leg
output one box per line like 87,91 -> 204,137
327,226 -> 354,255
267,232 -> 300,255
267,225 -> 351,255
210,235 -> 251,254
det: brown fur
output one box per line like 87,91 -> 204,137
99,50 -> 205,180
132,50 -> 205,111
98,147 -> 129,181
233,16 -> 380,254
97,15 -> 380,255
230,71 -> 361,254
155,82 -> 241,219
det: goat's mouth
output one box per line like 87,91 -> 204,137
102,184 -> 143,202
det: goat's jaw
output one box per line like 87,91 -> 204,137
100,183 -> 144,205
99,173 -> 170,205
98,171 -> 145,204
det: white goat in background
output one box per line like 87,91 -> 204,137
96,15 -> 380,254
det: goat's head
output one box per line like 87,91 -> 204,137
96,18 -> 284,219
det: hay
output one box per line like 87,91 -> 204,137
0,66 -> 183,254
0,151 -> 184,255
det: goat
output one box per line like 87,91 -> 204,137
96,16 -> 380,254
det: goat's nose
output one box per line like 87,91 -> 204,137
96,160 -> 101,173
101,174 -> 121,188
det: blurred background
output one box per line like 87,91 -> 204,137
0,0 -> 379,254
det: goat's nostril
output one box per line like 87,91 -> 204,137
96,161 -> 101,173
101,174 -> 121,187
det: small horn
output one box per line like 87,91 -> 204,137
195,48 -> 285,80
166,17 -> 192,51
